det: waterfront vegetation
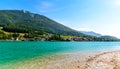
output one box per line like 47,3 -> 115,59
0,29 -> 119,41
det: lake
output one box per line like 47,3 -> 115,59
0,41 -> 120,68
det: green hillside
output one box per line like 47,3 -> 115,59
0,10 -> 119,41
0,10 -> 83,36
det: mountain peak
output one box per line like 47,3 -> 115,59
21,10 -> 27,13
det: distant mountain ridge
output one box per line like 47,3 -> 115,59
0,10 -> 83,36
80,31 -> 119,41
80,31 -> 102,37
100,35 -> 119,40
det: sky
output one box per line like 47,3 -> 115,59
0,0 -> 120,38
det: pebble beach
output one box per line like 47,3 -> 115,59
3,51 -> 120,69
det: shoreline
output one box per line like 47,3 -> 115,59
81,50 -> 120,69
42,50 -> 120,69
1,50 -> 120,69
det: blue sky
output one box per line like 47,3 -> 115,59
0,0 -> 120,37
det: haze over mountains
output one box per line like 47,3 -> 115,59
80,31 -> 102,37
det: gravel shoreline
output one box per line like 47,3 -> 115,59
43,51 -> 120,69
2,51 -> 120,69
81,51 -> 120,69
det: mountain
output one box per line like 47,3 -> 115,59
100,36 -> 119,41
0,10 -> 83,36
80,31 -> 102,37
80,31 -> 119,40
0,10 -> 119,41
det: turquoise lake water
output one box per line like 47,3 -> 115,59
0,41 -> 120,64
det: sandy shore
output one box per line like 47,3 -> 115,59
2,51 -> 120,69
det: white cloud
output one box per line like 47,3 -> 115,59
37,1 -> 54,12
35,1 -> 66,13
41,1 -> 53,8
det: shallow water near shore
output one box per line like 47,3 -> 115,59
0,41 -> 120,69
